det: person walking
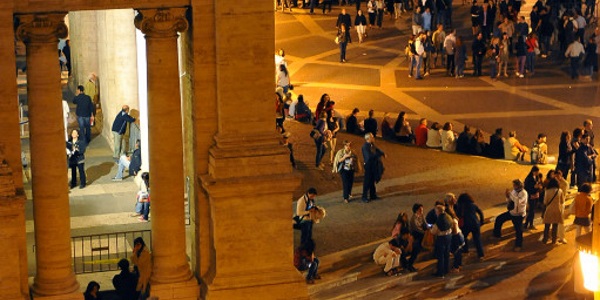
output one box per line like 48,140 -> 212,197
361,132 -> 385,203
456,193 -> 485,259
523,165 -> 542,230
355,10 -> 367,43
333,140 -> 360,203
431,205 -> 453,277
337,24 -> 349,63
541,178 -> 564,244
565,39 -> 585,79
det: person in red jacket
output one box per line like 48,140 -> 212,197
415,118 -> 428,147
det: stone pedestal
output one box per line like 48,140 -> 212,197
16,13 -> 80,298
135,8 -> 199,299
0,147 -> 28,300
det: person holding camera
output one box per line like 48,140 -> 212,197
295,188 -> 318,245
66,129 -> 87,189
506,179 -> 527,251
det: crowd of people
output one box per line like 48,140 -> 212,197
277,0 -> 600,80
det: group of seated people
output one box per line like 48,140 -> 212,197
344,108 -> 552,164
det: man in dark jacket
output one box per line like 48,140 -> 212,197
361,133 -> 385,203
111,105 -> 136,161
363,109 -> 378,137
472,32 -> 486,76
336,8 -> 352,42
112,259 -> 139,300
112,139 -> 142,181
73,85 -> 95,144
488,128 -> 505,159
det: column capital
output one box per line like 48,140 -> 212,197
134,7 -> 188,38
15,13 -> 68,44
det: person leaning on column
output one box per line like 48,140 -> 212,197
111,105 -> 136,162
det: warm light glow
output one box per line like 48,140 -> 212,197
580,251 -> 600,291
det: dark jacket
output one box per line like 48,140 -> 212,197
456,132 -> 473,154
456,202 -> 484,227
112,270 -> 139,300
488,134 -> 505,159
355,14 -> 367,26
111,111 -> 136,134
73,94 -> 95,117
129,148 -> 142,176
346,115 -> 360,135
362,142 -> 385,181
472,38 -> 486,57
364,117 -> 378,136
67,139 -> 87,166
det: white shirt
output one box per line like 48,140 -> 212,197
415,38 -> 425,56
441,129 -> 456,152
508,189 -> 528,217
426,128 -> 442,148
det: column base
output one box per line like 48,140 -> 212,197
202,270 -> 309,300
150,277 -> 199,300
31,291 -> 82,300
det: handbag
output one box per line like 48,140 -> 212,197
507,199 -> 515,211
335,36 -> 340,44
422,229 -> 435,250
309,129 -> 322,140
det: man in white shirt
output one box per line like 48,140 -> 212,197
414,32 -> 425,80
506,179 -> 527,251
565,39 -> 585,79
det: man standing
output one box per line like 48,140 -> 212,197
111,105 -> 136,161
472,32 -> 485,76
361,133 -> 385,203
584,119 -> 596,181
73,85 -> 95,144
414,32 -> 425,80
444,29 -> 456,76
336,9 -> 352,42
295,188 -> 318,244
507,179 -> 527,251
112,139 -> 142,181
565,38 -> 585,79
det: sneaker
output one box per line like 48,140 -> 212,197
424,72 -> 430,76
518,74 -> 524,78
112,177 -> 123,182
408,74 -> 412,78
558,239 -> 568,244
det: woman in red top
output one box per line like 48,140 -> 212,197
525,33 -> 539,75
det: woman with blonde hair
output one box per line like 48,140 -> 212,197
332,140 -> 361,203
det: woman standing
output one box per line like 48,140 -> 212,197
498,33 -> 510,77
131,237 -> 152,299
573,183 -> 593,237
557,131 -> 574,180
66,129 -> 87,189
525,33 -> 539,75
456,193 -> 484,259
338,24 -> 349,63
367,0 -> 377,29
454,36 -> 467,78
541,178 -> 564,244
276,64 -> 291,94
137,172 -> 150,222
523,165 -> 543,230
333,141 -> 360,203
355,10 -> 367,43
326,110 -> 340,164
515,35 -> 527,78
488,37 -> 500,80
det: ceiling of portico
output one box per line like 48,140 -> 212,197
12,0 -> 190,14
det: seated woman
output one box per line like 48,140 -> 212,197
373,238 -> 402,276
294,239 -> 321,284
394,111 -> 415,143
381,113 -> 396,141
531,133 -> 550,164
426,122 -> 442,149
470,128 -> 488,156
441,122 -> 457,152
294,95 -> 313,124
504,130 -> 529,161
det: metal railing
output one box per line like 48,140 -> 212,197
71,230 -> 152,274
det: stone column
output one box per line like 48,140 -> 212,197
193,0 -> 308,298
134,8 -> 199,299
15,14 -> 81,299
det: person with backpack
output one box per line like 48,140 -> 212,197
531,133 -> 549,164
430,204 -> 453,277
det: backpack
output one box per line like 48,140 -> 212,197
530,142 -> 546,164
436,212 -> 452,232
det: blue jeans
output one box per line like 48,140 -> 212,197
77,116 -> 91,143
340,169 -> 354,200
451,233 -> 465,268
415,55 -> 423,78
493,211 -> 512,237
140,202 -> 150,220
526,52 -> 535,73
315,139 -> 325,167
339,41 -> 347,62
511,215 -> 524,248
115,155 -> 131,179
434,234 -> 452,275
462,224 -> 484,257
306,257 -> 320,280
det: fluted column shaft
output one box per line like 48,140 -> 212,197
16,13 -> 79,296
135,8 -> 192,284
